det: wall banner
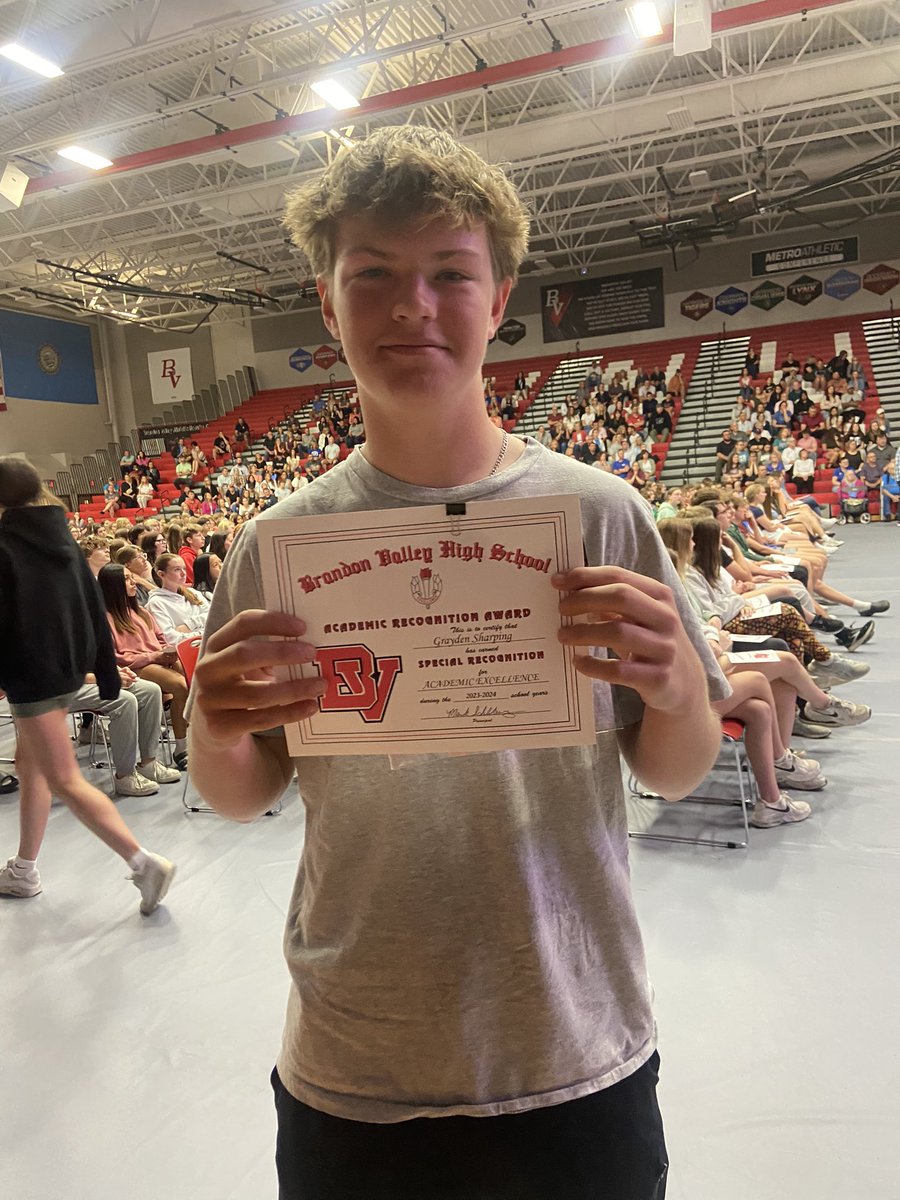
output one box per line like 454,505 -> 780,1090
541,268 -> 664,342
750,280 -> 785,312
0,309 -> 98,405
497,318 -> 526,346
715,286 -> 748,316
313,344 -> 338,370
289,347 -> 313,372
680,292 -> 713,321
786,275 -> 823,306
148,347 -> 194,406
824,269 -> 861,302
863,263 -> 899,296
751,237 -> 858,277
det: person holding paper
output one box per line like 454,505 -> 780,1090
186,125 -> 730,1200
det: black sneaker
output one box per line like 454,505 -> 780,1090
811,614 -> 845,634
859,600 -> 890,616
834,620 -> 875,652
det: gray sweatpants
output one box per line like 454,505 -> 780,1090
69,679 -> 163,777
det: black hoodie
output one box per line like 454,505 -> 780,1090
0,505 -> 120,705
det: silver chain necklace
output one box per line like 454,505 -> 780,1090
489,430 -> 510,477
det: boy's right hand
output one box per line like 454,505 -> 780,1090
191,610 -> 326,748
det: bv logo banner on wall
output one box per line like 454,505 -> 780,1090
0,309 -> 98,404
148,347 -> 194,405
541,268 -> 664,342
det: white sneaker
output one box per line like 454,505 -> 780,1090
0,858 -> 42,898
809,655 -> 870,686
805,697 -> 872,728
774,751 -> 827,790
820,517 -> 838,530
137,759 -> 181,785
114,770 -> 159,797
130,853 -> 176,915
750,792 -> 812,828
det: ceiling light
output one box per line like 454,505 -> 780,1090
0,42 -> 63,78
310,79 -> 359,110
626,2 -> 663,38
58,146 -> 113,170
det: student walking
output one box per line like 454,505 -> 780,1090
0,458 -> 175,914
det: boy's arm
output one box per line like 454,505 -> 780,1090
555,567 -> 722,802
188,610 -> 327,821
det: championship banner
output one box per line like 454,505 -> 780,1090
752,237 -> 858,277
863,264 -> 899,296
680,292 -> 713,321
148,347 -> 194,406
497,318 -> 526,346
750,280 -> 785,312
541,268 -> 664,342
786,275 -> 822,307
824,269 -> 861,302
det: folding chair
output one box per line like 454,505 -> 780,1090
176,636 -> 282,817
627,719 -> 755,850
72,710 -> 117,791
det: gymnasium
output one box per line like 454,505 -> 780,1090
0,3 -> 898,1198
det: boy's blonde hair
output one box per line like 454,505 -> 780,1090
284,125 -> 530,283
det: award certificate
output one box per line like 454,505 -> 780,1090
258,495 -> 600,756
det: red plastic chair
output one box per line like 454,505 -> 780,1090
177,635 -> 282,817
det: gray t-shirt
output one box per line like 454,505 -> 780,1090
203,438 -> 730,1123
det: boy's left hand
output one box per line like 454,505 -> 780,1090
554,566 -> 704,715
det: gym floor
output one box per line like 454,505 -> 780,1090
1,524 -> 897,1200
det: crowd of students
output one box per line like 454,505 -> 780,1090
714,347 -> 899,522
643,473 -> 889,827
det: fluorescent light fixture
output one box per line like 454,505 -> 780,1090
728,188 -> 758,203
0,42 -> 63,78
626,2 -> 663,38
310,78 -> 359,110
57,145 -> 113,170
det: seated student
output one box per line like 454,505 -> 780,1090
212,431 -> 231,461
837,469 -> 867,523
80,536 -> 111,578
146,553 -> 210,645
102,477 -> 121,517
179,523 -> 205,586
115,544 -> 159,606
233,416 -> 251,446
683,516 -> 864,680
881,462 -> 900,521
791,449 -> 816,494
860,451 -> 883,501
98,563 -> 190,770
191,553 -> 221,597
69,667 -> 181,793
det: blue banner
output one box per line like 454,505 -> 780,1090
0,309 -> 98,404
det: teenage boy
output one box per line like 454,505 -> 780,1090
188,126 -> 729,1200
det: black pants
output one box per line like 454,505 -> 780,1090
272,1055 -> 668,1200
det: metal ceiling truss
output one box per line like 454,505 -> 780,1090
0,0 -> 897,326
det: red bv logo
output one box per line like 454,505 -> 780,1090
315,645 -> 402,723
161,358 -> 182,388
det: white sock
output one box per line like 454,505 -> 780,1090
774,752 -> 791,767
851,599 -> 867,611
13,855 -> 37,873
175,738 -> 187,753
128,848 -> 149,873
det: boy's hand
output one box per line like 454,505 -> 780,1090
192,610 -> 326,748
554,566 -> 705,714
